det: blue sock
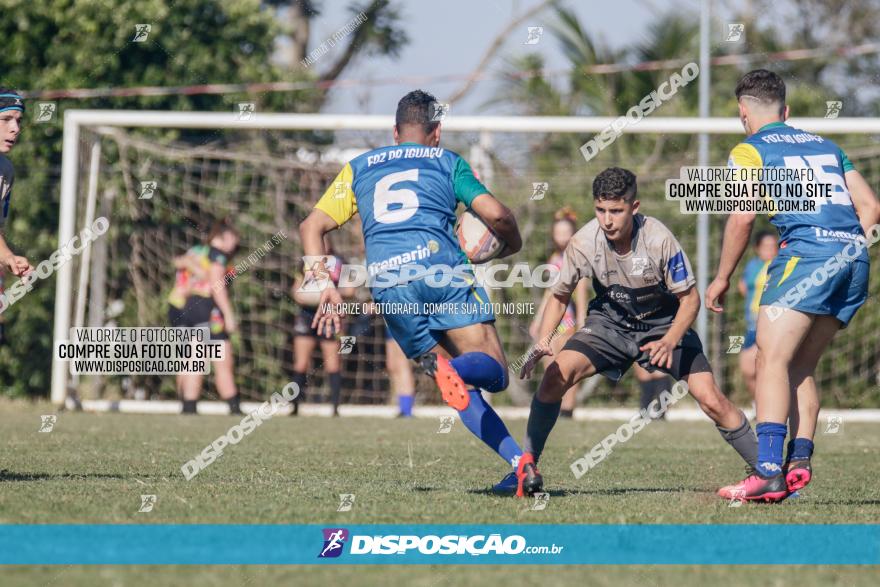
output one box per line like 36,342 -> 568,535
449,353 -> 507,392
457,389 -> 522,468
756,422 -> 787,477
789,437 -> 814,461
398,395 -> 414,417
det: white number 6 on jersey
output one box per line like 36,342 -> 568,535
374,169 -> 419,224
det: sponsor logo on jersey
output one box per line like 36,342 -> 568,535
666,251 -> 689,282
368,243 -> 434,276
813,227 -> 862,242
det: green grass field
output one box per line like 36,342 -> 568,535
2,401 -> 878,585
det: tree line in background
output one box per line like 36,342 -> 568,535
0,0 -> 877,404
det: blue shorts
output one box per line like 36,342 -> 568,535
760,255 -> 869,327
743,329 -> 757,349
373,279 -> 495,359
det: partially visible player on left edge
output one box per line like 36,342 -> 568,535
0,90 -> 33,278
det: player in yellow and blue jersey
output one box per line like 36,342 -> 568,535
299,90 -> 526,492
707,70 -> 880,502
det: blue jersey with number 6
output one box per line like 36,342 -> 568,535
727,121 -> 866,261
313,142 -> 496,358
314,142 -> 488,277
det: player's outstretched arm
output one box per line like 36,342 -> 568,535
299,209 -> 344,337
845,169 -> 880,236
0,232 -> 32,276
470,194 -> 522,257
520,291 -> 569,379
707,213 -> 755,313
641,286 -> 700,370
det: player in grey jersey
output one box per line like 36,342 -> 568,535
514,167 -> 757,497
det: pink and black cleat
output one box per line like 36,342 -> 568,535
785,458 -> 812,493
515,452 -> 544,498
418,353 -> 470,411
717,471 -> 789,503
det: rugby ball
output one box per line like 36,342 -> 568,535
455,209 -> 505,263
293,287 -> 322,308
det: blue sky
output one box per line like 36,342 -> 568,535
305,0 -> 705,115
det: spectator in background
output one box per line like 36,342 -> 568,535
738,230 -> 778,398
168,219 -> 240,415
529,207 -> 588,418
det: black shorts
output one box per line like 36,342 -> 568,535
294,307 -> 335,340
562,313 -> 711,381
168,296 -> 229,341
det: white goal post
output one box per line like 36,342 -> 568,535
52,111 -> 880,405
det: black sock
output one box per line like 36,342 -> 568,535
329,372 -> 342,415
227,394 -> 241,415
182,399 -> 198,414
560,409 -> 574,419
523,396 -> 562,463
291,371 -> 307,416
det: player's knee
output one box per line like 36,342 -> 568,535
536,363 -> 568,402
756,347 -> 782,373
488,366 -> 508,392
453,351 -> 508,392
478,353 -> 508,392
756,344 -> 792,369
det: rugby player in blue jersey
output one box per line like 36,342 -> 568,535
0,90 -> 33,279
708,70 -> 880,501
299,90 -> 526,492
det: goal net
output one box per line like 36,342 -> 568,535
53,112 -> 880,409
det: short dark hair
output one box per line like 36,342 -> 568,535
395,90 -> 440,135
592,167 -> 637,203
754,230 -> 776,246
735,69 -> 786,109
207,218 -> 239,243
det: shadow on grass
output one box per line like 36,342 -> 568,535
810,499 -> 880,506
0,469 -> 127,482
467,486 -> 698,497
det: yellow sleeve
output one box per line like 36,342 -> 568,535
727,143 -> 763,168
728,142 -> 775,215
314,163 -> 357,226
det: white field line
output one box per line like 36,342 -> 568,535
70,398 -> 880,422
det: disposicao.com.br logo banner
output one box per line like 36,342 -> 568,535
1,524 -> 877,564
317,527 -> 562,560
